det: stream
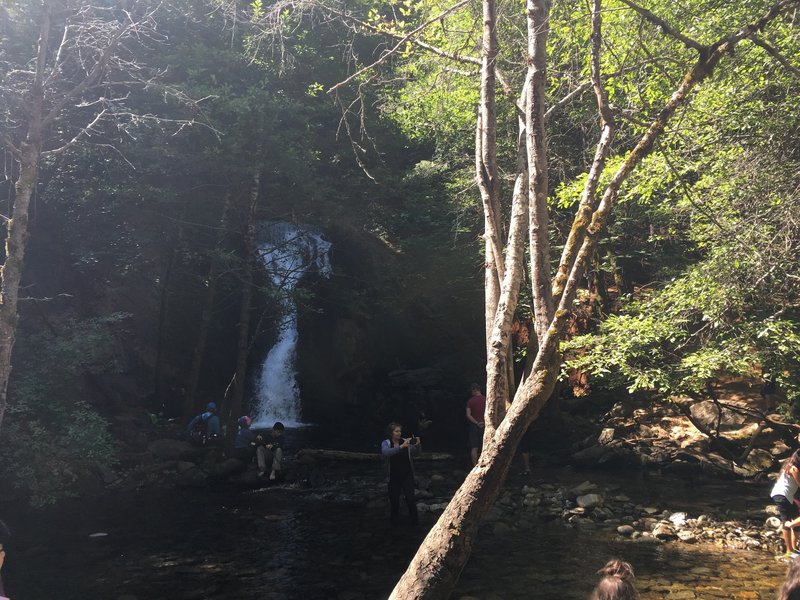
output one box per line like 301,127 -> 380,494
1,448 -> 791,599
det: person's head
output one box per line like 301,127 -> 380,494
271,422 -> 284,437
470,383 -> 481,395
238,415 -> 252,429
206,402 -> 217,413
783,450 -> 800,474
779,556 -> 800,600
387,422 -> 402,441
590,559 -> 639,600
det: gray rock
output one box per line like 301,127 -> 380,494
617,525 -> 636,537
571,480 -> 598,495
598,428 -> 615,445
689,400 -> 747,431
744,449 -> 775,472
577,493 -> 603,509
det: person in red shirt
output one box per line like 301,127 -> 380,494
465,383 -> 486,466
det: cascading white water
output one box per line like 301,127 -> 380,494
252,221 -> 332,427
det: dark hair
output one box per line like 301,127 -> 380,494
273,422 -> 285,431
782,450 -> 800,475
779,557 -> 800,600
386,422 -> 402,439
589,560 -> 639,600
470,383 -> 481,393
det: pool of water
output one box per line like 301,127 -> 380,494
1,458 -> 790,599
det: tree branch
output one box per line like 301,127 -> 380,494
0,130 -> 21,157
327,0 -> 471,94
616,0 -> 705,52
749,34 -> 800,77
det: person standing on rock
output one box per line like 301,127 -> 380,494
771,450 -> 800,557
381,422 -> 420,526
589,559 -> 640,600
466,383 -> 486,466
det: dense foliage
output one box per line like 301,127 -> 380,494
0,0 -> 798,506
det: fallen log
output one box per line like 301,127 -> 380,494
297,448 -> 455,461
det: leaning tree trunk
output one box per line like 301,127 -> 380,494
0,138 -> 42,431
388,0 -> 789,596
0,5 -> 49,432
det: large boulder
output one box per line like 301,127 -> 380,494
689,401 -> 748,431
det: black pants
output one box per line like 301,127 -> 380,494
388,475 -> 418,524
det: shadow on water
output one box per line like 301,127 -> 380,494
1,435 -> 791,599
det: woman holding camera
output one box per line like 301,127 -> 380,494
381,422 -> 421,526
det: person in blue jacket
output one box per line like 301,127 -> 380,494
186,402 -> 221,445
381,422 -> 420,526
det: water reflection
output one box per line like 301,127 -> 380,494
3,463 -> 790,599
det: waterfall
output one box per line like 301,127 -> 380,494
252,221 -> 332,427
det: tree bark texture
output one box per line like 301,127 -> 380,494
0,4 -> 49,431
525,0 -> 553,346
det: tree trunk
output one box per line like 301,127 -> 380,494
525,0 -> 553,346
390,360 -> 559,599
0,4 -> 49,432
389,1 -> 788,595
225,170 -> 260,440
184,191 -> 233,420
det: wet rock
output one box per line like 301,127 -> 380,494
669,512 -> 688,527
577,494 -> 603,509
652,522 -> 677,539
617,525 -> 635,536
571,481 -> 598,496
677,530 -> 697,543
765,516 -> 781,529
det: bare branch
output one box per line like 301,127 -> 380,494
616,0 -> 705,52
749,34 -> 800,77
543,81 -> 591,121
328,0 -> 471,94
0,130 -> 21,158
41,108 -> 107,157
